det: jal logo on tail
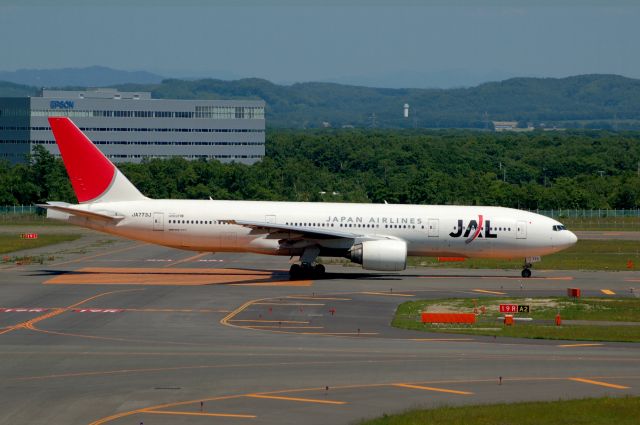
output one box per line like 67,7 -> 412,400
449,215 -> 497,244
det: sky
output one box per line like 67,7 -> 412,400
1,0 -> 639,88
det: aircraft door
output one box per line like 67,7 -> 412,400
428,218 -> 439,237
516,220 -> 527,239
265,215 -> 276,224
153,212 -> 164,231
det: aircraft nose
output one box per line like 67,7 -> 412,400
566,231 -> 578,246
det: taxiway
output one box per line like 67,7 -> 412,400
0,229 -> 638,424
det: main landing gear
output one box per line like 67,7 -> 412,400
289,246 -> 326,280
289,263 -> 326,280
521,261 -> 532,278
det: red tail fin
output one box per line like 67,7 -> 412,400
48,117 -> 146,203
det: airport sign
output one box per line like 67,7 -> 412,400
499,304 -> 530,313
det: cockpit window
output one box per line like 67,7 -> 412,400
552,225 -> 567,231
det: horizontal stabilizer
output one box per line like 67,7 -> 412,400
37,203 -> 124,222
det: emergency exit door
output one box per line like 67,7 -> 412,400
428,219 -> 439,237
516,220 -> 527,239
153,212 -> 164,231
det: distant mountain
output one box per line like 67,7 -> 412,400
0,66 -> 164,88
119,74 -> 640,129
2,73 -> 640,129
325,69 -> 517,89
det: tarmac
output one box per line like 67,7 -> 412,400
0,227 -> 639,424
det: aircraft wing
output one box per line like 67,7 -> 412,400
37,203 -> 125,222
227,219 -> 362,240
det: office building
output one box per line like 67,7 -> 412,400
0,89 -> 265,164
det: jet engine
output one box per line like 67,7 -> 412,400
348,240 -> 407,271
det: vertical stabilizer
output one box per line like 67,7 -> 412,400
48,117 -> 148,203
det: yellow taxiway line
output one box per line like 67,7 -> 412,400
220,298 -> 269,328
481,276 -> 573,281
246,394 -> 346,405
228,319 -> 310,324
298,332 -> 379,336
163,252 -> 210,268
146,410 -> 255,418
600,289 -> 616,295
89,375 -> 640,424
412,338 -> 475,342
394,383 -> 473,395
360,291 -> 415,297
286,296 -> 352,301
253,302 -> 325,306
557,343 -> 605,348
473,289 -> 506,295
246,326 -> 324,329
569,377 -> 629,389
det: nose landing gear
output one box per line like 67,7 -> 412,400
521,261 -> 532,278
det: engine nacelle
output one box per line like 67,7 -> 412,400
349,240 -> 407,271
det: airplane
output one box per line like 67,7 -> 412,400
40,117 -> 578,279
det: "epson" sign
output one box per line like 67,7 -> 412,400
50,100 -> 75,109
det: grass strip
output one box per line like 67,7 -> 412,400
408,239 -> 640,271
562,216 -> 640,231
393,297 -> 640,342
0,234 -> 81,255
357,396 -> 640,425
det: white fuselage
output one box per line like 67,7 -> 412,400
58,200 -> 577,260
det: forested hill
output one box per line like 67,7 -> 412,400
0,81 -> 38,97
3,74 -> 640,129
118,74 -> 640,129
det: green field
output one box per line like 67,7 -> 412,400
0,215 -> 66,226
562,216 -> 640,231
393,297 -> 640,342
0,234 -> 81,255
357,397 -> 640,425
408,239 -> 640,271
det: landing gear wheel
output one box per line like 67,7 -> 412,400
521,268 -> 532,278
290,263 -> 325,280
289,264 -> 302,280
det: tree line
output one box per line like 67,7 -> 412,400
120,74 -> 640,129
1,129 -> 640,210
